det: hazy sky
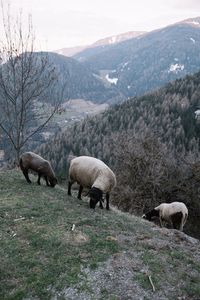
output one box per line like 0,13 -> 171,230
2,0 -> 200,50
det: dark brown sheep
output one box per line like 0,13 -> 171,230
19,152 -> 57,187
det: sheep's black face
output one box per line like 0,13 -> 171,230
142,213 -> 152,221
90,197 -> 98,209
142,214 -> 148,220
89,187 -> 103,209
49,177 -> 58,187
143,209 -> 159,221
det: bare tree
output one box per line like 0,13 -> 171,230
0,3 -> 65,163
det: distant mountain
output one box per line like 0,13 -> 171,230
39,52 -> 123,104
54,31 -> 145,58
0,51 -> 123,164
52,17 -> 200,105
178,16 -> 200,27
91,31 -> 146,47
76,17 -> 200,99
55,45 -> 87,58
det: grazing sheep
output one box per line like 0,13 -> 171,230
142,202 -> 188,231
68,155 -> 116,209
19,152 -> 57,187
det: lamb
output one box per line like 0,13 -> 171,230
142,202 -> 188,231
19,152 -> 57,187
68,155 -> 116,209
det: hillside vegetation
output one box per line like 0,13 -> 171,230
37,71 -> 200,240
0,170 -> 200,300
46,52 -> 122,104
39,71 -> 200,172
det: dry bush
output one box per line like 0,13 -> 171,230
111,132 -> 178,214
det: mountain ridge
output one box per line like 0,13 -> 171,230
54,31 -> 146,57
75,17 -> 200,99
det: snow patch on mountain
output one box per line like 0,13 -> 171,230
187,21 -> 200,26
168,63 -> 184,73
190,37 -> 196,44
109,36 -> 117,44
105,74 -> 118,85
195,110 -> 200,119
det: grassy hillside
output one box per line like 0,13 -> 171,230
0,170 -> 200,300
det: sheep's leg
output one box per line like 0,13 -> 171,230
183,214 -> 188,227
171,212 -> 184,230
180,213 -> 188,231
68,181 -> 73,196
44,176 -> 50,186
159,217 -> 164,228
179,215 -> 185,231
37,174 -> 41,185
170,220 -> 174,229
99,200 -> 103,209
179,213 -> 188,232
179,222 -> 183,232
23,169 -> 32,184
106,193 -> 110,210
78,185 -> 83,200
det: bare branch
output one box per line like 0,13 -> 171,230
0,2 -> 66,163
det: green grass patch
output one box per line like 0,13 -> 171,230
1,170 -> 200,299
0,170 -> 121,299
184,275 -> 200,297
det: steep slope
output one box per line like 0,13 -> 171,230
77,17 -> 200,98
1,170 -> 200,299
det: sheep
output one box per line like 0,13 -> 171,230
67,155 -> 116,209
142,202 -> 188,231
19,152 -> 57,187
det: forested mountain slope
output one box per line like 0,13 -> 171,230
76,17 -> 200,99
39,71 -> 200,173
37,52 -> 123,104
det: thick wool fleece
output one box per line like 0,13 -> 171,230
155,202 -> 188,221
69,156 -> 116,193
20,152 -> 56,178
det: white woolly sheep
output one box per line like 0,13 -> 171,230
19,152 -> 58,187
67,155 -> 116,209
142,202 -> 188,231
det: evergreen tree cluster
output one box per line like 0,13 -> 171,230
39,71 -> 200,175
